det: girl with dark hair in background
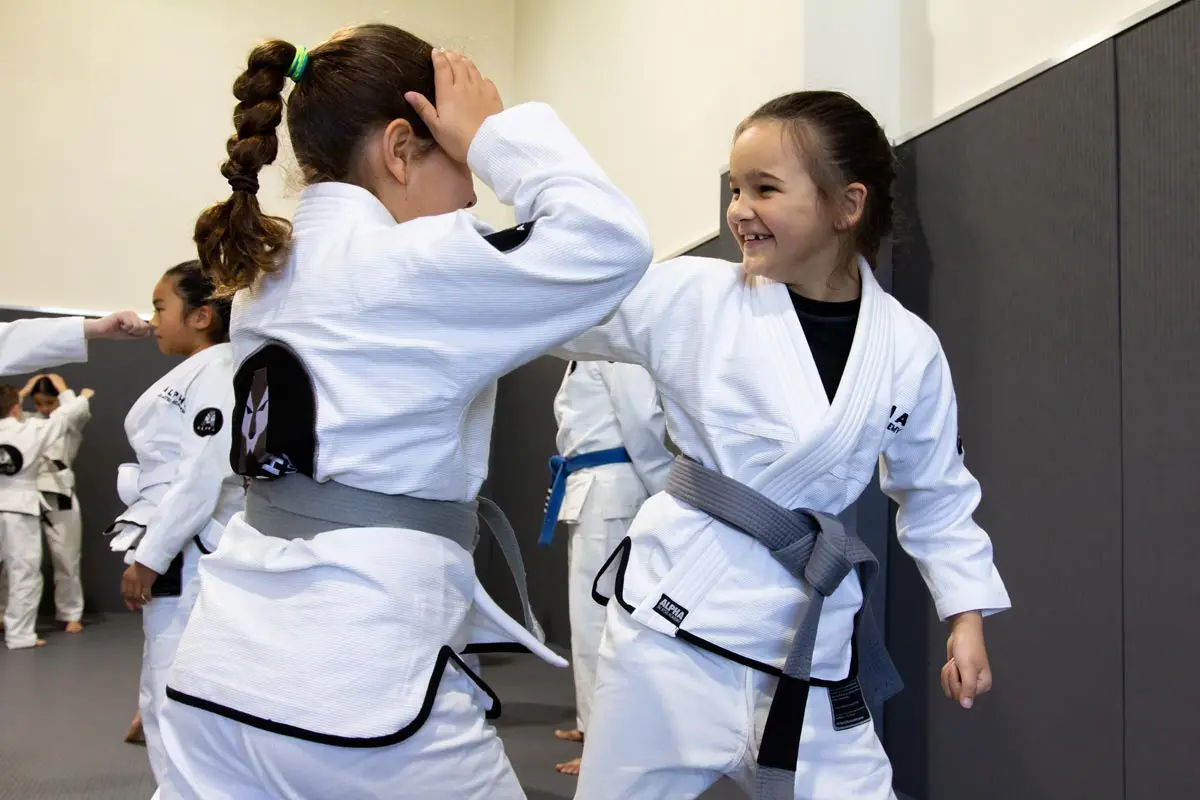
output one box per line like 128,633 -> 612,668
556,91 -> 1011,799
156,22 -> 650,799
21,373 -> 91,633
105,260 -> 242,789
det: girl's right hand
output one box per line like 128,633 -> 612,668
405,49 -> 503,164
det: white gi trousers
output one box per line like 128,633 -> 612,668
156,663 -> 525,800
1,511 -> 44,649
42,500 -> 84,622
141,544 -> 201,788
566,504 -> 635,733
575,604 -> 896,800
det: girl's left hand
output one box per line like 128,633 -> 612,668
942,611 -> 992,709
121,563 -> 160,610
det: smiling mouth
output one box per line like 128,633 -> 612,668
741,233 -> 773,246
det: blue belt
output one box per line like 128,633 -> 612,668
539,447 -> 632,546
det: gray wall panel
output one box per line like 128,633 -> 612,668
0,309 -> 178,616
888,42 -> 1123,800
1116,2 -> 1200,794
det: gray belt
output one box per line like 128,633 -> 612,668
245,476 -> 541,640
664,456 -> 903,800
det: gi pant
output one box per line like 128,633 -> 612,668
575,603 -> 896,800
141,545 -> 201,787
156,663 -> 525,800
566,504 -> 635,733
1,511 -> 44,649
42,500 -> 84,622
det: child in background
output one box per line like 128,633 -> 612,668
0,376 -> 93,649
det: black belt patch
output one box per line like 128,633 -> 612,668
0,444 -> 24,476
828,676 -> 871,731
194,408 -> 224,437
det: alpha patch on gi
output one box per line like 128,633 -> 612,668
0,444 -> 24,475
653,594 -> 689,627
193,408 -> 224,437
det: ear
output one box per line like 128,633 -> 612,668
188,304 -> 214,332
381,118 -> 418,186
834,182 -> 868,232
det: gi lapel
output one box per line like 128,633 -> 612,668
753,259 -> 893,503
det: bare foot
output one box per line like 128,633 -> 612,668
555,757 -> 582,776
124,713 -> 145,744
554,728 -> 584,743
65,621 -> 84,634
34,639 -> 47,647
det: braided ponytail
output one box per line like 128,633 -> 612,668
194,40 -> 296,298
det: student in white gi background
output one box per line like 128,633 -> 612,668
0,312 -> 150,377
155,27 -> 650,799
0,377 -> 93,650
10,374 -> 91,634
543,360 -> 671,775
105,260 -> 241,790
557,90 -> 1011,800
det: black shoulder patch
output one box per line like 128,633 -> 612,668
483,221 -> 535,253
193,408 -> 224,437
956,433 -> 964,456
567,360 -> 578,375
231,342 -> 316,479
0,444 -> 24,475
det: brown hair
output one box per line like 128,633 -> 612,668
195,24 -> 437,297
0,385 -> 20,417
736,91 -> 896,267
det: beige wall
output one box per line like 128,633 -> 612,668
2,0 -> 1176,309
0,0 -> 515,311
514,0 -> 805,261
928,0 -> 1162,117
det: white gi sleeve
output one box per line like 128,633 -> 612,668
134,368 -> 234,575
879,343 -> 1012,621
603,363 -> 673,495
359,102 -> 653,387
0,317 -> 88,377
551,257 -> 708,375
53,390 -> 89,463
27,393 -> 92,462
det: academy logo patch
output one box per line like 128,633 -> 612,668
193,408 -> 224,437
653,594 -> 689,627
887,405 -> 909,434
0,444 -> 24,476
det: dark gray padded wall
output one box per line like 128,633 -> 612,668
886,41 -> 1123,800
487,355 -> 573,645
1116,3 -> 1200,795
0,309 -> 179,616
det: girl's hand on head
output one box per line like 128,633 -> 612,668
404,48 -> 503,164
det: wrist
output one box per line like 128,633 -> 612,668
949,610 -> 984,630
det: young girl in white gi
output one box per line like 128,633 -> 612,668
18,374 -> 90,633
156,24 -> 651,799
557,91 -> 1012,800
106,260 -> 241,788
546,360 -> 672,775
0,377 -> 92,649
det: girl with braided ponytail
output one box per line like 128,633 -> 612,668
158,23 -> 651,799
551,92 -> 1010,799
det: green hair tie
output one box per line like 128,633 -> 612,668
287,47 -> 309,81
